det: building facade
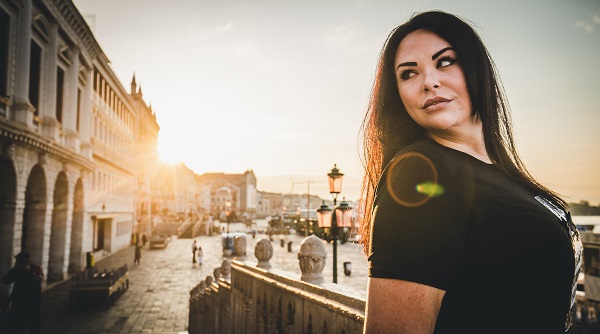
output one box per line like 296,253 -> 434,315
196,170 -> 258,221
89,57 -> 137,258
0,0 -> 160,303
256,191 -> 284,218
131,77 -> 160,233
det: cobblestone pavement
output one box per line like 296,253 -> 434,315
40,233 -> 368,333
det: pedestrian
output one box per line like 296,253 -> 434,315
196,246 -> 203,265
2,251 -> 43,334
142,234 -> 148,247
192,240 -> 197,263
359,11 -> 582,333
134,242 -> 141,264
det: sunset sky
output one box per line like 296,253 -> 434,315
73,0 -> 600,204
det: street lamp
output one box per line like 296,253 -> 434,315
315,164 -> 353,283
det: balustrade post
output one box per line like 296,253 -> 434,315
298,235 -> 327,284
255,238 -> 273,269
221,259 -> 231,281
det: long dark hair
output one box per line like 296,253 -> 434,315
359,11 -> 565,254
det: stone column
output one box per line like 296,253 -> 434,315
64,47 -> 80,150
79,67 -> 92,159
255,238 -> 273,269
13,0 -> 34,127
42,22 -> 60,141
298,235 -> 327,284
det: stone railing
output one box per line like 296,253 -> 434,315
189,236 -> 366,334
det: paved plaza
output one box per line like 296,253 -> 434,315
39,232 -> 368,333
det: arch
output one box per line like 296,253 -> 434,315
322,320 -> 328,334
48,171 -> 69,282
22,164 -> 47,266
277,298 -> 282,333
307,313 -> 313,334
0,159 -> 17,303
287,302 -> 294,325
69,178 -> 84,273
32,15 -> 49,43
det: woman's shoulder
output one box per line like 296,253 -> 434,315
391,139 -> 462,170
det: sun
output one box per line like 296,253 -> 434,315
157,140 -> 181,164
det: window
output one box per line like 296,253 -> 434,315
29,40 -> 42,116
76,88 -> 81,131
0,8 -> 9,98
56,66 -> 64,123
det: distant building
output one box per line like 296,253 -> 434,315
196,170 -> 257,220
282,193 -> 324,216
256,191 -> 284,218
152,162 -> 197,219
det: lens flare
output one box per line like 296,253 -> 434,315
386,152 -> 441,207
416,182 -> 444,197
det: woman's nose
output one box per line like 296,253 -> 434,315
422,70 -> 441,92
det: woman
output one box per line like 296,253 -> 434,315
196,246 -> 203,265
360,11 -> 582,333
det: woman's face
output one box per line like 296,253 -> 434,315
394,29 -> 474,137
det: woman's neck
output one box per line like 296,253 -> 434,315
427,121 -> 492,164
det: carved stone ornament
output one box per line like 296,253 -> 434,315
213,267 -> 222,281
205,275 -> 214,286
221,259 -> 232,280
255,238 -> 273,269
298,235 -> 327,284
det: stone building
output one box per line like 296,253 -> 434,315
89,53 -> 138,258
196,170 -> 258,221
150,161 -> 197,219
282,193 -> 323,216
0,0 -> 160,303
256,191 -> 284,218
131,75 -> 160,234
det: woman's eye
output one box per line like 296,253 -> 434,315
399,70 -> 416,81
437,56 -> 457,68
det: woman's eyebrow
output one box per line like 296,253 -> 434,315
396,47 -> 455,70
396,61 -> 417,70
432,47 -> 454,60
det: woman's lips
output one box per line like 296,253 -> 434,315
423,97 -> 451,111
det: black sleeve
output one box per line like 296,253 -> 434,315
368,147 -> 468,291
2,268 -> 16,285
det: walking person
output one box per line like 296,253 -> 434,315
192,240 -> 197,264
360,11 -> 582,333
133,241 -> 142,265
196,246 -> 203,266
142,234 -> 148,247
2,251 -> 43,334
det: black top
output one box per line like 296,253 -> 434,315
368,139 -> 581,333
2,263 -> 43,311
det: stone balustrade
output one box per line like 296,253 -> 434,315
189,236 -> 366,334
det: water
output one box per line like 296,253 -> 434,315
573,216 -> 600,233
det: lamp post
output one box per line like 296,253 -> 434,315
316,164 -> 353,283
